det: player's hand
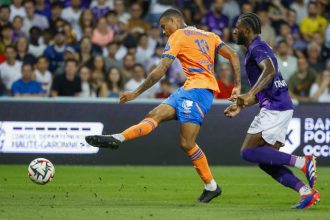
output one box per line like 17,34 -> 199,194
224,104 -> 241,118
228,86 -> 241,102
236,93 -> 255,108
119,91 -> 139,104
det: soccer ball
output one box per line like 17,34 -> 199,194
28,158 -> 55,185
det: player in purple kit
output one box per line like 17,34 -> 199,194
224,13 -> 320,209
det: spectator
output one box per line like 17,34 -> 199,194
232,2 -> 252,28
216,63 -> 234,99
289,57 -> 317,102
202,0 -> 229,35
258,9 -> 276,48
10,0 -> 26,22
11,63 -> 42,97
35,0 -> 51,20
222,0 -> 240,27
326,23 -> 330,49
78,9 -> 94,38
78,36 -> 93,65
12,16 -> 26,41
114,0 -> 130,25
63,21 -> 77,45
145,43 -> 163,72
0,5 -> 11,29
275,22 -> 291,44
287,8 -> 299,38
100,66 -> 123,97
300,2 -> 328,42
121,53 -> 135,84
307,41 -> 325,72
34,55 -> 52,96
92,0 -> 111,21
309,69 -> 330,102
0,46 -> 22,91
124,63 -> 148,97
78,65 -> 96,97
15,37 -> 37,65
51,58 -> 81,96
135,34 -> 153,65
91,16 -> 114,48
28,26 -> 46,57
147,23 -> 161,53
155,78 -> 171,99
312,32 -> 330,62
23,0 -> 49,36
89,55 -> 106,95
43,28 -> 67,74
62,0 -> 82,39
104,42 -> 122,70
290,0 -> 307,24
49,2 -> 63,32
277,40 -> 298,82
105,10 -> 120,35
0,24 -> 14,53
128,3 -> 150,35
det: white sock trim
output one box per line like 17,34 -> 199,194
112,134 -> 125,142
204,179 -> 217,191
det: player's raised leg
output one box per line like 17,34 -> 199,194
240,133 -> 320,209
85,104 -> 176,149
179,122 -> 221,203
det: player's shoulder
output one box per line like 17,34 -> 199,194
249,37 -> 272,53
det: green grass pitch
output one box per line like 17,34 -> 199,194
0,165 -> 329,220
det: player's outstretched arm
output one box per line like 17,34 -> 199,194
237,58 -> 275,108
119,57 -> 173,104
217,44 -> 241,101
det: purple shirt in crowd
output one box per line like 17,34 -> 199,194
245,36 -> 294,111
202,11 -> 229,34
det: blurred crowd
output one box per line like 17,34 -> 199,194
0,0 -> 329,102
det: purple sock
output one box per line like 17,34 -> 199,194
241,147 -> 296,166
259,164 -> 305,192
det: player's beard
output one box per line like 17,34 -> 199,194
236,32 -> 247,45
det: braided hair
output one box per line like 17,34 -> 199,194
238,13 -> 261,34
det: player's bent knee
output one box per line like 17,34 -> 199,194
179,139 -> 194,152
240,149 -> 253,162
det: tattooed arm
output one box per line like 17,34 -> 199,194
119,57 -> 174,104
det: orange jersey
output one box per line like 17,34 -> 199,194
162,26 -> 224,94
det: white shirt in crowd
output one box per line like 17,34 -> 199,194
10,5 -> 26,21
61,7 -> 82,39
79,82 -> 96,98
0,61 -> 22,90
34,69 -> 52,97
278,56 -> 298,82
29,43 -> 47,58
125,78 -> 160,98
135,46 -> 154,66
309,84 -> 330,102
23,14 -> 49,36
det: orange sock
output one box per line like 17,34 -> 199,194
187,145 -> 213,184
121,117 -> 158,141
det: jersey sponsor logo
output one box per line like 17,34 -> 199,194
182,99 -> 194,114
274,79 -> 288,88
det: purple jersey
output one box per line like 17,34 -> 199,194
245,36 -> 293,111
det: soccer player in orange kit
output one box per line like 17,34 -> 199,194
86,9 -> 241,203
